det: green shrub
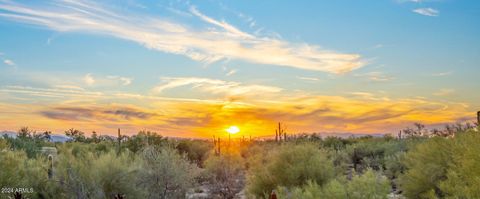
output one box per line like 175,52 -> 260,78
138,146 -> 200,199
347,169 -> 390,199
247,143 -> 334,197
438,131 -> 480,198
204,152 -> 245,198
347,139 -> 407,172
176,139 -> 212,166
400,137 -> 451,198
275,169 -> 389,199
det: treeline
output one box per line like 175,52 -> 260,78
1,122 -> 479,199
1,128 -> 207,199
245,125 -> 480,198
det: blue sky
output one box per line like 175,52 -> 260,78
0,0 -> 478,137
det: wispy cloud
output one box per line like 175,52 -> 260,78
83,73 -> 95,86
372,44 -> 383,49
107,76 -> 133,86
3,59 -> 14,66
153,77 -> 282,97
413,8 -> 439,17
40,106 -> 156,121
0,0 -> 364,73
297,76 -> 320,82
0,84 -> 473,137
189,6 -> 254,39
433,88 -> 454,96
225,69 -> 237,76
431,71 -> 453,77
0,85 -> 104,99
83,73 -> 132,86
354,72 -> 394,82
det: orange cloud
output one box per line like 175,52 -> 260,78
0,93 -> 474,138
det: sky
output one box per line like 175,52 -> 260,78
0,0 -> 479,138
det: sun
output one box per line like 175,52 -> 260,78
226,126 -> 240,134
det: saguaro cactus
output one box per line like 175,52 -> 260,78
275,122 -> 287,142
213,136 -> 221,156
117,128 -> 122,155
477,111 -> 480,125
217,138 -> 221,156
275,130 -> 278,142
48,155 -> 53,179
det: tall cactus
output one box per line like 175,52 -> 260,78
217,138 -> 221,156
213,135 -> 221,156
213,135 -> 217,154
117,128 -> 121,155
275,122 -> 287,142
477,111 -> 480,126
47,155 -> 53,179
275,130 -> 278,142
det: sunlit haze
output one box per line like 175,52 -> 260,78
0,0 -> 479,138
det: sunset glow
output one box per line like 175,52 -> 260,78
0,1 -> 478,138
226,126 -> 240,134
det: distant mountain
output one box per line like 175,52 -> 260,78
0,131 -> 71,143
50,135 -> 72,143
0,131 -> 16,138
312,132 -> 385,138
255,132 -> 386,140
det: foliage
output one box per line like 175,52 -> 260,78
275,169 -> 390,199
439,131 -> 480,198
322,136 -> 352,150
401,129 -> 480,199
65,128 -> 86,142
346,169 -> 391,199
138,146 -> 199,199
3,127 -> 53,158
247,143 -> 334,197
176,139 -> 212,166
346,138 -> 407,172
1,123 -> 479,199
400,137 -> 451,198
124,130 -> 168,154
204,152 -> 245,198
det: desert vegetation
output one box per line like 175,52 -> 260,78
0,120 -> 479,199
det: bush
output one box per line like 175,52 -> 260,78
347,139 -> 407,172
400,130 -> 480,198
247,143 -> 334,197
0,149 -> 60,198
438,131 -> 480,198
275,169 -> 390,199
176,139 -> 212,167
346,169 -> 391,199
204,152 -> 245,198
400,137 -> 451,198
138,146 -> 200,199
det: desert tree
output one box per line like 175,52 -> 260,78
138,146 -> 199,199
65,128 -> 86,142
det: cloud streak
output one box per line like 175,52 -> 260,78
153,77 -> 283,97
413,8 -> 439,17
431,71 -> 452,77
0,0 -> 364,73
3,59 -> 14,66
0,84 -> 474,137
433,88 -> 454,96
40,106 -> 156,121
354,71 -> 394,82
83,73 -> 95,86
